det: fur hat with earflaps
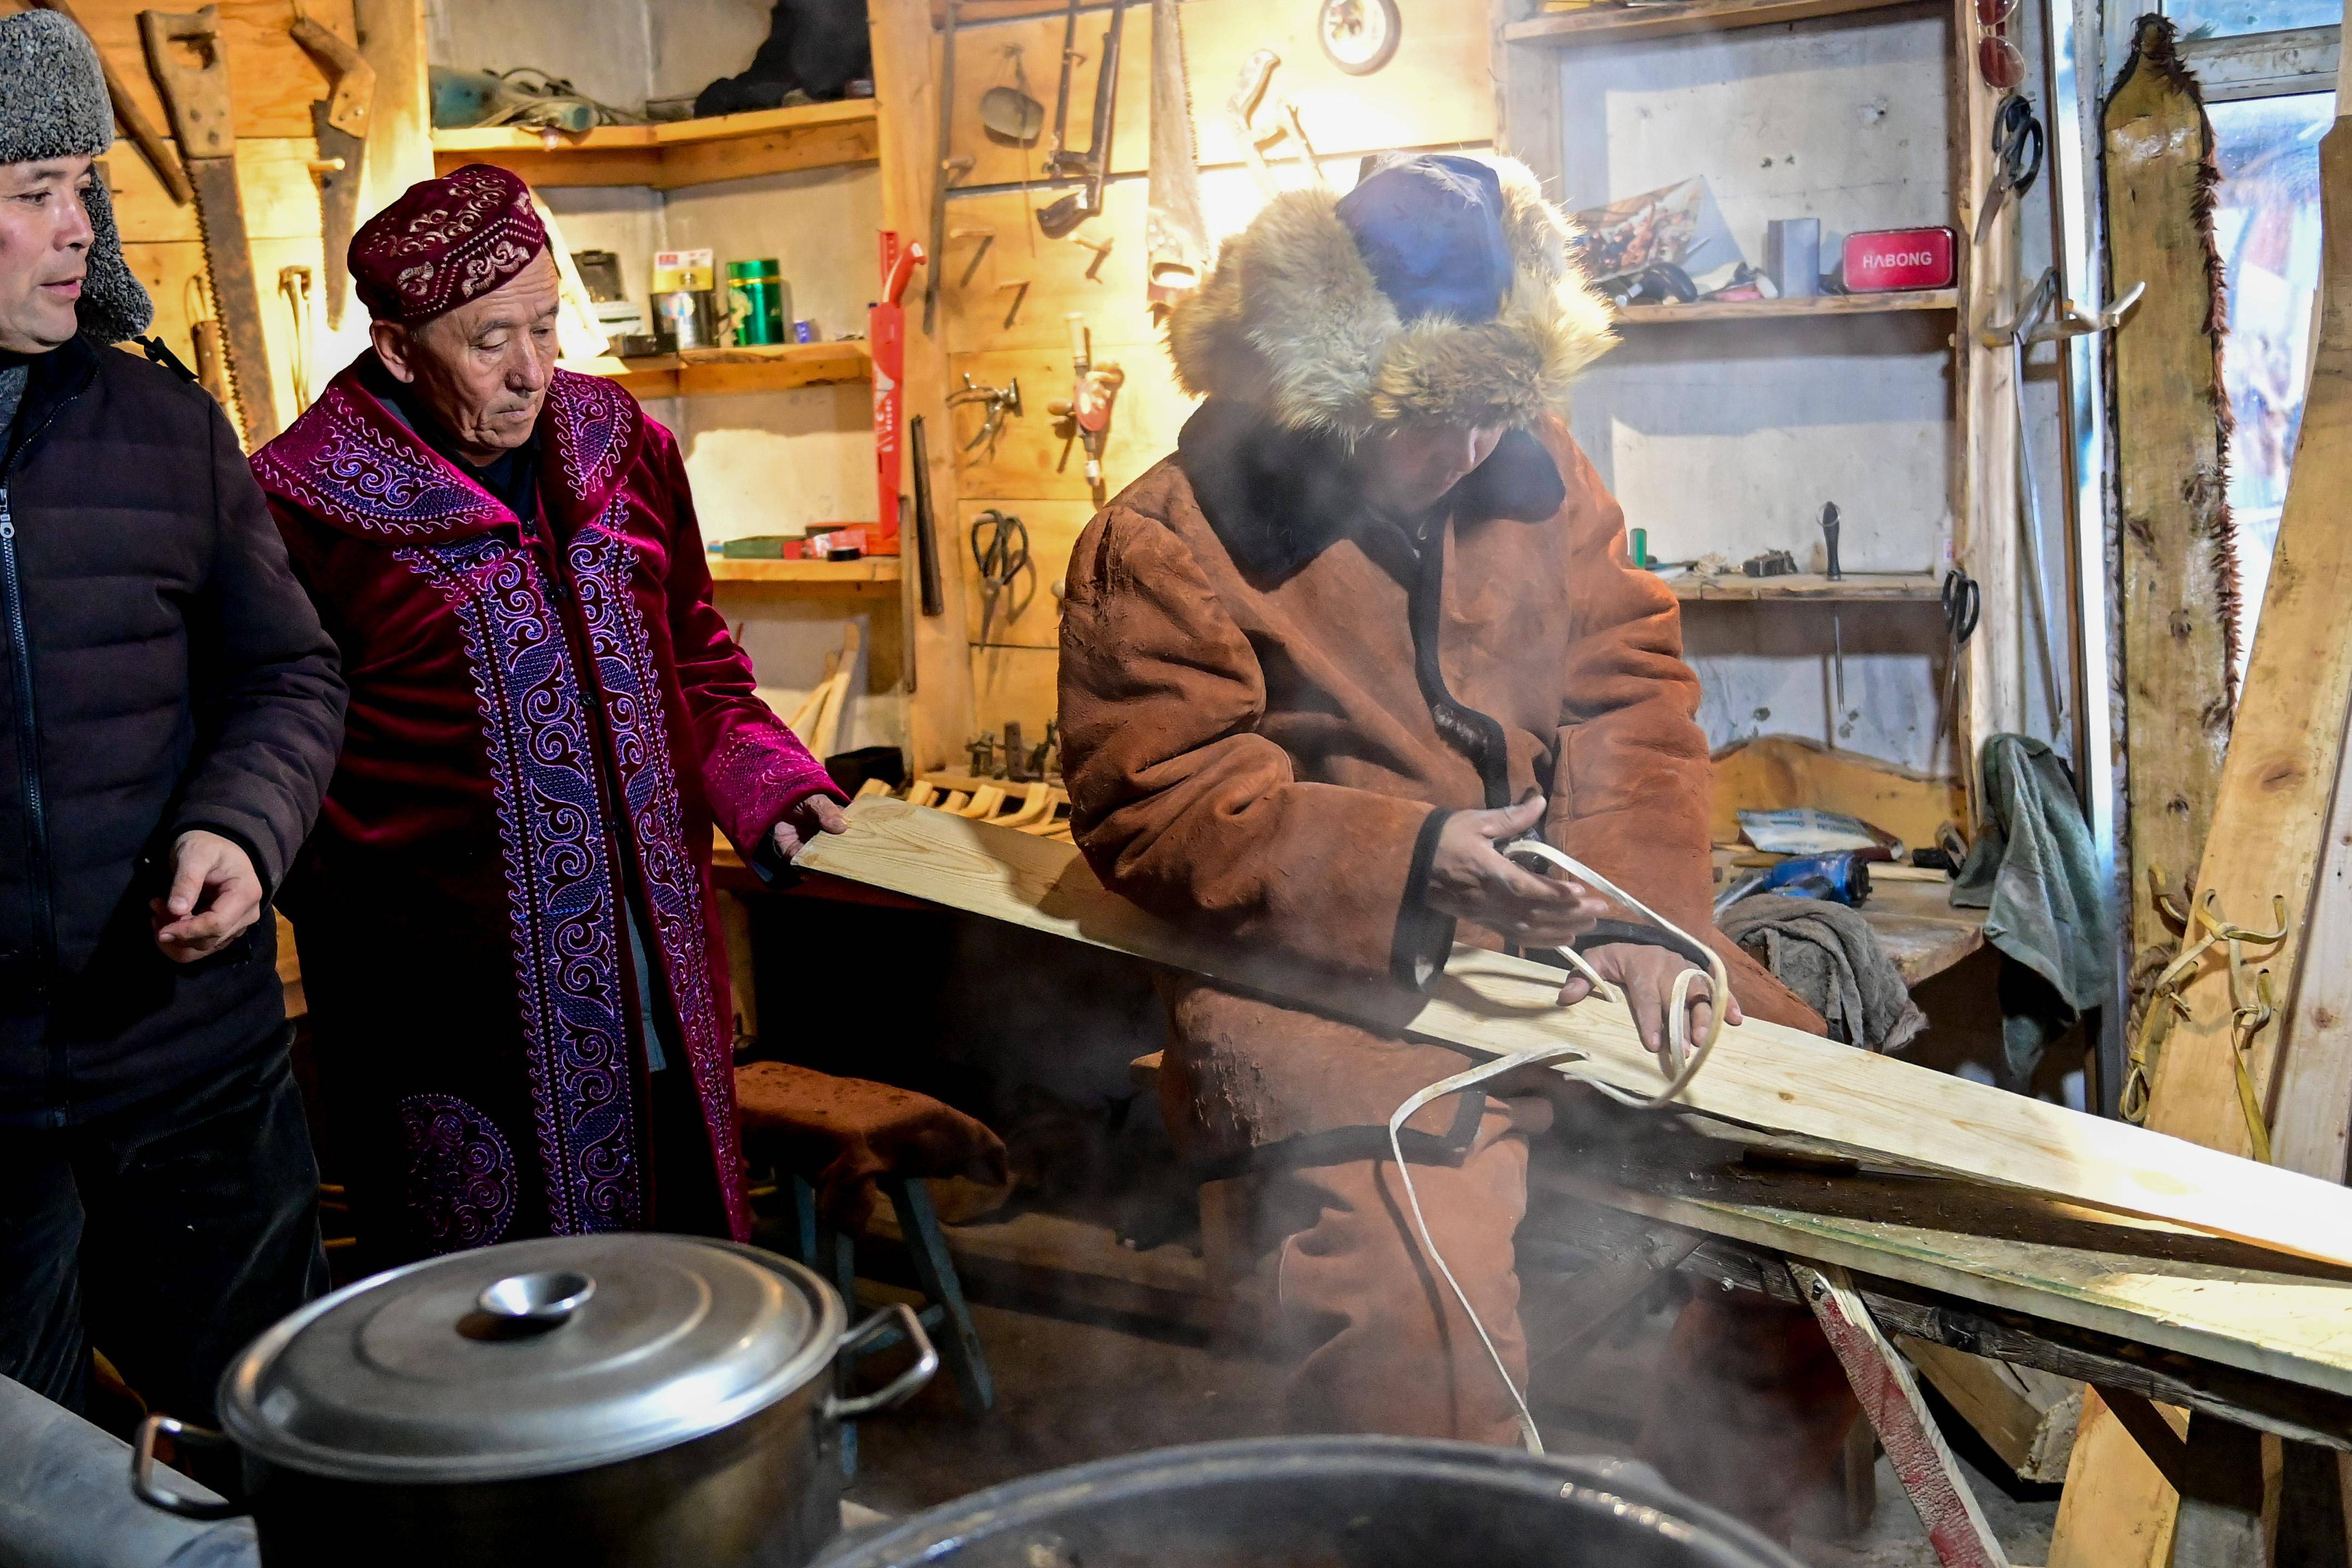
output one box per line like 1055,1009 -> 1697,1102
1167,153 -> 1614,444
0,9 -> 154,343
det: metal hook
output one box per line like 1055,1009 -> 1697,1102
1981,269 -> 2146,347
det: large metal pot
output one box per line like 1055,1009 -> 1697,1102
814,1436 -> 1808,1568
130,1233 -> 935,1568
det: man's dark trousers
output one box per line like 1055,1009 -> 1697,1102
0,1037 -> 326,1423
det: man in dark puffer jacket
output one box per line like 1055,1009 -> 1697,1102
0,11 -> 346,1424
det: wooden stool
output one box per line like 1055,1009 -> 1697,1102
733,1060 -> 1004,1467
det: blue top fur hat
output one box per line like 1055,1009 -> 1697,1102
1166,153 -> 1614,442
0,9 -> 155,343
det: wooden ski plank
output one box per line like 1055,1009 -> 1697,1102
797,797 -> 2352,1273
2147,105 -> 2352,1165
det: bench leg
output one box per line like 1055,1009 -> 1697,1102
883,1175 -> 993,1414
1791,1260 -> 2010,1568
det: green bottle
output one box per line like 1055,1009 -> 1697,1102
726,259 -> 789,347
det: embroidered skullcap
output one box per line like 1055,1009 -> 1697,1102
351,163 -> 549,325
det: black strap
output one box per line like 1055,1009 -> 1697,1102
136,336 -> 201,386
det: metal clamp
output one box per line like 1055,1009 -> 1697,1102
823,1303 -> 939,1419
130,1413 -> 246,1521
947,373 -> 1023,452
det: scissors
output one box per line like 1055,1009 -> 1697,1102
1941,568 -> 1981,720
1975,93 -> 2045,245
970,508 -> 1031,642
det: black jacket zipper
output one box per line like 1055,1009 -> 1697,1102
4,373 -> 85,1110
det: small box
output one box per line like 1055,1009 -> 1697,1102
651,247 -> 716,293
1766,218 -> 1821,299
1841,227 -> 1958,293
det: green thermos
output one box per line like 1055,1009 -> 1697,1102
727,259 -> 789,347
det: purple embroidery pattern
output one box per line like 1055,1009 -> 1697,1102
548,370 -> 635,504
395,1094 -> 517,1251
568,524 -> 745,1223
395,532 -> 644,1235
253,386 -> 506,539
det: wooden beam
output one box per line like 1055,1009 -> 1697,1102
1902,1337 -> 2082,1483
2145,109 -> 2352,1166
796,798 -> 2352,1272
1792,1261 -> 2011,1568
2047,1391 -> 2182,1568
871,0 -> 977,770
2104,17 -> 2239,1073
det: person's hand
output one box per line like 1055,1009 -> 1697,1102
1558,941 -> 1741,1066
1422,796 -> 1608,949
151,830 -> 264,963
769,794 -> 850,862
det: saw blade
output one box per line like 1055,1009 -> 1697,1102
186,155 -> 281,445
311,103 -> 366,331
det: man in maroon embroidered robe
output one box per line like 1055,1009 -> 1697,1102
253,166 -> 847,1263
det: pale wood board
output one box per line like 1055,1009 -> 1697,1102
2046,1391 -> 2182,1568
797,798 -> 2352,1279
1708,733 -> 1968,850
2271,740 -> 2352,1184
1671,570 -> 1945,602
1,0 -> 357,140
2146,111 -> 2352,1167
1900,1335 -> 2082,1483
967,644 -> 1062,741
430,102 -> 880,189
937,186 -> 1156,359
2105,36 -> 2239,1035
1617,289 -> 1958,325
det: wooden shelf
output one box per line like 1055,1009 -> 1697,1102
566,341 -> 871,399
708,556 -> 901,591
1614,289 -> 1958,326
1668,571 -> 1944,602
1505,0 -> 1924,46
432,100 -> 880,190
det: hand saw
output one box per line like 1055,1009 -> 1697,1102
289,7 -> 375,330
140,5 -> 280,445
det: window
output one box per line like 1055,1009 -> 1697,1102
2167,0 -> 2342,37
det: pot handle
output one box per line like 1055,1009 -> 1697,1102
823,1302 -> 939,1419
131,1413 -> 248,1521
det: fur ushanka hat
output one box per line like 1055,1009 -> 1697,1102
1167,154 -> 1614,443
0,9 -> 154,343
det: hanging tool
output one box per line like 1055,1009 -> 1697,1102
288,1 -> 375,331
1818,502 -> 1843,581
1041,0 -> 1085,180
142,5 -> 280,445
31,0 -> 191,204
947,373 -> 1022,453
1144,0 -> 1207,307
1973,92 -> 2045,247
925,4 -> 961,333
872,233 -> 925,560
1049,313 -> 1124,503
909,414 -> 944,619
1940,567 -> 1980,733
277,264 -> 313,411
1981,267 -> 2086,737
970,508 -> 1030,644
1073,234 -> 1114,281
1227,50 -> 1326,198
182,276 -> 233,411
1037,0 -> 1125,239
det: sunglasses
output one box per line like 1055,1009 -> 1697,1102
1977,0 -> 2026,91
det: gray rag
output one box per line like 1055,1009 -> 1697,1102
1953,733 -> 2116,1078
1719,893 -> 1928,1054
0,10 -> 154,343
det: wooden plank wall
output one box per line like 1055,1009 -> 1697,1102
931,0 -> 1495,741
0,0 -> 432,442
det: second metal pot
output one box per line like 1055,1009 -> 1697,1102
132,1233 -> 934,1568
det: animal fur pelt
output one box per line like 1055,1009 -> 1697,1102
1165,156 -> 1615,441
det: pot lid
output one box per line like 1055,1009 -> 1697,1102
218,1235 -> 843,1483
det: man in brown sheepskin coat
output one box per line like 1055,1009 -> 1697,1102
1056,153 -> 1858,1538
